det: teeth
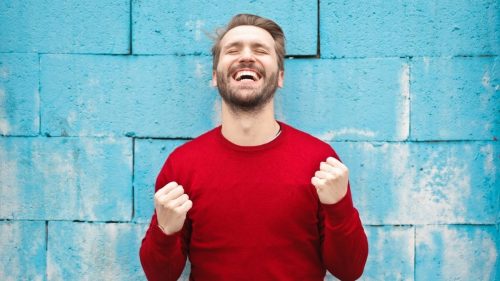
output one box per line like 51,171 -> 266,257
235,70 -> 258,81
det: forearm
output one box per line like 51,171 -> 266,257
321,189 -> 368,281
139,214 -> 187,281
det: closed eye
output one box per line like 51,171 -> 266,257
225,49 -> 239,54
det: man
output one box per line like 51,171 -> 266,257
140,14 -> 368,281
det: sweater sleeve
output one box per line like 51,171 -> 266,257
319,184 -> 368,281
139,156 -> 190,281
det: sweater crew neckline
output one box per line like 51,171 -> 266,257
216,121 -> 287,152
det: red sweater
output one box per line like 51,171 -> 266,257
140,122 -> 368,281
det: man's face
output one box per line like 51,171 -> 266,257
212,25 -> 284,113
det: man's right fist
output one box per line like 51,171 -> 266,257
154,181 -> 193,235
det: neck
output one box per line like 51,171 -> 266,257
220,100 -> 280,146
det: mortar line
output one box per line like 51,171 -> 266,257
316,0 -> 321,58
131,137 -> 135,221
45,220 -> 48,281
129,0 -> 133,54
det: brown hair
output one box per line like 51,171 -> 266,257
211,14 -> 286,71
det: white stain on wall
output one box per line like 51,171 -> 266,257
0,88 -> 10,135
317,128 -> 376,141
212,97 -> 221,126
418,226 -> 498,280
370,227 -> 414,281
47,251 -> 64,281
33,89 -> 39,131
194,60 -> 207,78
423,57 -> 430,73
414,154 -> 470,223
0,66 -> 8,79
0,143 -> 19,218
185,20 -> 205,41
480,144 -> 495,177
0,222 -> 21,280
101,225 -> 121,280
392,145 -> 472,224
390,144 -> 414,224
398,63 -> 410,140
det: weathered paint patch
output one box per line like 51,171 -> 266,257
133,139 -> 186,222
0,221 -> 46,281
281,58 -> 407,141
411,57 -> 499,140
321,0 -> 498,57
41,54 -> 217,137
47,221 -> 148,280
133,0 -> 317,55
416,225 -> 498,281
0,137 -> 132,221
0,54 -> 39,136
398,63 -> 410,140
331,141 -> 499,225
0,0 -> 130,53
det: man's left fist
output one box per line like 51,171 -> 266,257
311,157 -> 349,205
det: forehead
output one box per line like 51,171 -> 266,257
220,25 -> 275,48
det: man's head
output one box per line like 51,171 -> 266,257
211,14 -> 286,113
212,14 -> 286,72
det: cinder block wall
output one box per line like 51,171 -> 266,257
1,1 -> 498,280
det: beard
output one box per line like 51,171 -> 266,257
216,63 -> 279,114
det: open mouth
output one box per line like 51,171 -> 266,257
231,69 -> 262,82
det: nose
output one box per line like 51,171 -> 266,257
238,47 -> 255,63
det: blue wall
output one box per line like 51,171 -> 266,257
1,1 -> 498,280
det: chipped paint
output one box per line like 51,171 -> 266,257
0,143 -> 19,217
185,20 -> 205,41
318,128 -> 377,140
211,97 -> 221,126
0,66 -> 9,79
0,88 -> 10,134
413,153 -> 471,222
398,63 -> 410,140
417,226 -> 498,280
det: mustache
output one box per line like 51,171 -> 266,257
227,63 -> 265,79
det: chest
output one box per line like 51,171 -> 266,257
182,155 -> 321,240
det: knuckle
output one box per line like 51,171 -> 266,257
165,201 -> 176,209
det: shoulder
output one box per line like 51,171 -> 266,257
280,122 -> 343,163
169,126 -> 220,161
282,122 -> 334,152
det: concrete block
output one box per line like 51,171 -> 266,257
133,0 -> 316,55
416,225 -> 498,281
47,221 -> 147,280
278,58 -> 410,141
0,137 -> 132,221
0,54 -> 39,136
134,139 -> 185,222
0,221 -> 46,281
331,141 -> 499,225
0,0 -> 130,53
40,54 -> 217,138
321,0 -> 498,58
411,57 -> 499,141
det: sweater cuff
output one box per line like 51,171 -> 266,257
321,190 -> 356,226
150,222 -> 181,248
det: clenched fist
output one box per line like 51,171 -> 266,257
311,157 -> 349,205
154,181 -> 193,235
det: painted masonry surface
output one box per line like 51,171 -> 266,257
0,0 -> 498,280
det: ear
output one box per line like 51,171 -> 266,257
277,70 -> 284,88
212,70 -> 218,87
